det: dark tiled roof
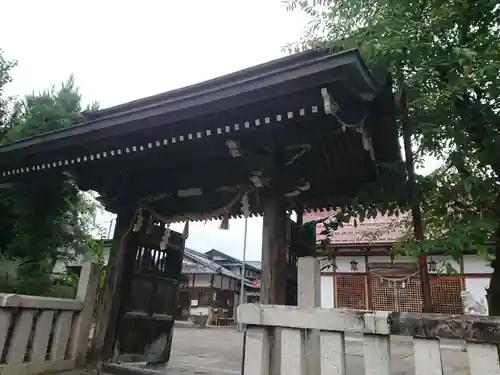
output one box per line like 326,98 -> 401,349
204,249 -> 262,272
304,212 -> 404,244
183,248 -> 239,279
183,248 -> 258,288
246,261 -> 261,270
181,262 -> 214,275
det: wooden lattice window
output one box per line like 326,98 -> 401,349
371,276 -> 422,312
431,277 -> 463,314
371,276 -> 396,311
336,275 -> 366,309
394,278 -> 422,312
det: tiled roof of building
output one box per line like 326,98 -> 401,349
304,211 -> 404,244
181,262 -> 214,275
183,248 -> 237,278
183,248 -> 258,288
246,261 -> 262,269
204,249 -> 262,272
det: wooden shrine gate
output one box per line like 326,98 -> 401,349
0,49 -> 404,374
111,216 -> 185,365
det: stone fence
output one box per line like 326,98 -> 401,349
0,261 -> 100,375
238,256 -> 500,375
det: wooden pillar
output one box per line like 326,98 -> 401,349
260,195 -> 288,305
260,145 -> 288,306
260,176 -> 288,374
90,206 -> 137,363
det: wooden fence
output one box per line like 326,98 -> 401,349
0,261 -> 100,375
238,257 -> 500,375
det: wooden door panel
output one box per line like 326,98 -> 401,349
115,220 -> 185,364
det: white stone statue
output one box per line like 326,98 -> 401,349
461,291 -> 488,315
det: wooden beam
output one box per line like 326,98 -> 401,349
90,206 -> 137,363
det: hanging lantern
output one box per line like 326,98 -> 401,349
350,258 -> 359,271
428,257 -> 437,272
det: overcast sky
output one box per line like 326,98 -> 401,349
1,0 -> 310,261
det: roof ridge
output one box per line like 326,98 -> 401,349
185,247 -> 237,275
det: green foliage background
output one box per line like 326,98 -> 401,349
0,49 -> 103,296
286,0 -> 500,313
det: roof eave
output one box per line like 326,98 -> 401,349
0,49 -> 377,159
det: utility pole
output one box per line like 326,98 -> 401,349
238,217 -> 249,331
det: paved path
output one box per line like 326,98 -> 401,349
159,326 -> 470,375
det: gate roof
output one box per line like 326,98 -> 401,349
0,49 -> 403,220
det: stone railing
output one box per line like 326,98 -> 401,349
0,261 -> 100,375
238,303 -> 500,375
238,256 -> 500,375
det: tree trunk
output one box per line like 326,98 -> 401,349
399,81 -> 433,313
487,195 -> 500,316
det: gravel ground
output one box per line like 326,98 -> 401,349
155,326 -> 470,375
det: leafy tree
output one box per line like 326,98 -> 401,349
286,0 -> 500,314
0,49 -> 103,295
0,51 -> 22,139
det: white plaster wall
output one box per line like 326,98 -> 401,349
320,276 -> 334,308
233,293 -> 240,320
222,277 -> 231,290
184,274 -> 194,286
319,258 -> 335,272
426,255 -> 460,274
335,254 -> 491,275
463,255 -> 493,274
190,306 -> 210,316
194,274 -> 212,287
393,255 -> 415,263
368,255 -> 417,264
228,266 -> 241,276
368,255 -> 391,264
335,256 -> 366,272
465,277 -> 490,315
230,279 -> 238,291
212,274 -> 222,288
